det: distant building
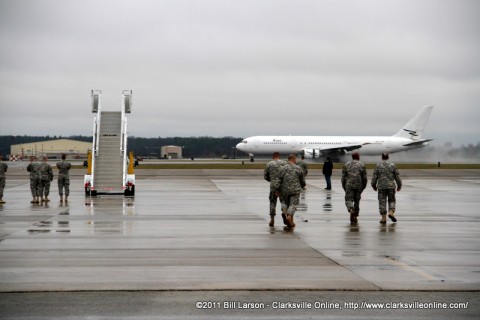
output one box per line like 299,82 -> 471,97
161,145 -> 182,159
10,139 -> 91,160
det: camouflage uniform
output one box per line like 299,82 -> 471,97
27,160 -> 42,198
264,159 -> 287,216
57,160 -> 71,197
38,161 -> 53,198
295,159 -> 308,209
0,161 -> 8,200
341,159 -> 367,216
274,163 -> 306,216
296,159 -> 308,177
371,160 -> 402,215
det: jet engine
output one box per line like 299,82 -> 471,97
303,148 -> 321,159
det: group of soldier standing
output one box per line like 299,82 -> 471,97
26,154 -> 72,204
264,151 -> 402,228
0,154 -> 71,205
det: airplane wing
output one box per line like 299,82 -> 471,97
304,143 -> 364,158
318,144 -> 363,156
403,139 -> 433,147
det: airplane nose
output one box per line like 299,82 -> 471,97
236,142 -> 244,151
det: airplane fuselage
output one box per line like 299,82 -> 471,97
236,135 -> 429,159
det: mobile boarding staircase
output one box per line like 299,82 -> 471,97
84,90 -> 135,197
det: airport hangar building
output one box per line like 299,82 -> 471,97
10,139 -> 92,160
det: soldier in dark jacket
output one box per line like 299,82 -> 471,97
322,157 -> 333,190
372,153 -> 402,223
274,154 -> 306,229
341,152 -> 367,224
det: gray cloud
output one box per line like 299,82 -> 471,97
1,0 -> 479,145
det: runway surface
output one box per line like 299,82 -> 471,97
0,168 -> 479,319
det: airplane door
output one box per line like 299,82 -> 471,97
253,139 -> 260,149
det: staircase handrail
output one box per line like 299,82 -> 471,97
121,91 -> 127,187
91,96 -> 101,190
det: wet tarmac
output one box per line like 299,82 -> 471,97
0,168 -> 479,318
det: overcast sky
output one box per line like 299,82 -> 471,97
1,0 -> 479,145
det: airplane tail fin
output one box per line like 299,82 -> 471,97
393,106 -> 434,140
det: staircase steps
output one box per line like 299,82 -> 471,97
93,111 -> 124,194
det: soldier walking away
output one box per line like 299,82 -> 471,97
296,155 -> 309,210
264,152 -> 287,227
0,155 -> 8,204
39,156 -> 53,203
57,154 -> 72,203
274,154 -> 306,229
371,153 -> 402,223
341,152 -> 367,224
27,156 -> 41,203
322,157 -> 333,190
296,155 -> 308,178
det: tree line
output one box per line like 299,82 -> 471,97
127,136 -> 243,158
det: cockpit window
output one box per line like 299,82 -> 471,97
242,140 -> 248,144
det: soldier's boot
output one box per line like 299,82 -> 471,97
290,215 -> 295,228
380,214 -> 387,224
0,198 -> 5,204
281,207 -> 288,225
388,210 -> 397,222
285,214 -> 295,228
65,196 -> 68,203
60,196 -> 63,203
349,208 -> 356,224
269,216 -> 275,227
45,197 -> 50,202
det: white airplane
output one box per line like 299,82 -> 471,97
236,106 -> 434,162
